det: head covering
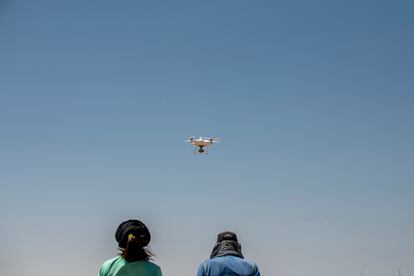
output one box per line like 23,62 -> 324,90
115,219 -> 151,248
210,231 -> 243,259
217,231 -> 238,243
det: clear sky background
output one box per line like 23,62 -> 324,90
0,1 -> 413,276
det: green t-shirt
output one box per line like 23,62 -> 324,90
99,256 -> 162,276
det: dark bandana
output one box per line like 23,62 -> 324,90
210,241 -> 244,259
115,220 -> 151,248
210,232 -> 244,259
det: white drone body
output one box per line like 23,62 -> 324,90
185,137 -> 220,154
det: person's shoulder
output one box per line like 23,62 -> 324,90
101,256 -> 124,267
242,258 -> 260,272
101,256 -> 125,268
145,261 -> 162,275
142,261 -> 161,271
238,257 -> 258,267
99,256 -> 124,275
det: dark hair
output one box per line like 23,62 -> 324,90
120,234 -> 153,262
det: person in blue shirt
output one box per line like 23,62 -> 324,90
197,231 -> 260,276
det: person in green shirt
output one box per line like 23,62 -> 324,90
99,219 -> 162,276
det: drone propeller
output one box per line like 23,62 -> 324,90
208,137 -> 221,143
185,136 -> 195,143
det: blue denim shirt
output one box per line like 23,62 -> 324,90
197,256 -> 260,276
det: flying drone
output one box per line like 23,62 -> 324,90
185,136 -> 220,154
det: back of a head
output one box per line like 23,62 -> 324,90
210,231 -> 244,259
115,219 -> 153,262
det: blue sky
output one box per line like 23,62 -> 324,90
1,1 -> 413,276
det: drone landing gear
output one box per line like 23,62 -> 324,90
194,145 -> 208,155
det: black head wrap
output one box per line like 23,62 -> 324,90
115,219 -> 151,248
210,231 -> 243,259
